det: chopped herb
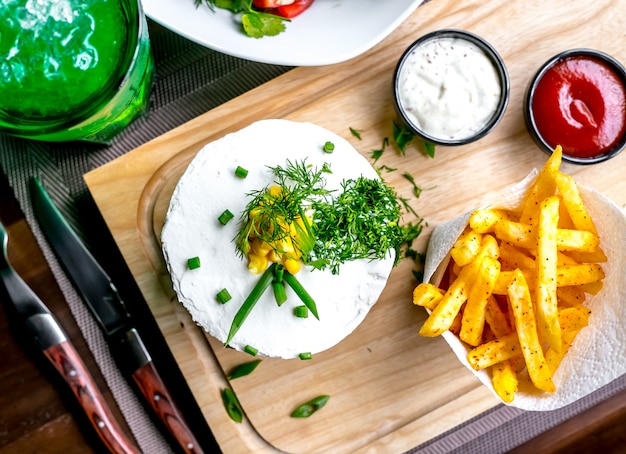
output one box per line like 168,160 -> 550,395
322,141 -> 335,153
393,121 -> 415,155
195,0 -> 289,38
216,288 -> 232,304
294,305 -> 308,318
424,141 -> 436,158
309,176 -> 408,273
370,137 -> 390,163
218,209 -> 235,225
298,352 -> 312,360
221,388 -> 243,423
187,256 -> 201,270
244,345 -> 258,356
349,127 -> 363,140
235,165 -> 249,178
228,359 -> 262,380
291,395 -> 329,417
402,172 -> 423,198
377,164 -> 397,173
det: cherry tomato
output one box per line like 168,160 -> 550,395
275,0 -> 314,18
252,0 -> 295,8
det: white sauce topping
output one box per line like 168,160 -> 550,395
397,36 -> 502,141
161,119 -> 395,359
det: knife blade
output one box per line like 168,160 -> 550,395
0,220 -> 141,454
29,176 -> 204,454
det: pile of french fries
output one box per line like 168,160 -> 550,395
414,146 -> 606,402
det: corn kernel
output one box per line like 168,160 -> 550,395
284,258 -> 301,275
248,254 -> 268,274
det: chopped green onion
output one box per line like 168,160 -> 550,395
187,256 -> 201,270
221,388 -> 243,423
322,141 -> 335,153
274,264 -> 284,282
235,166 -> 249,178
228,359 -> 262,380
298,352 -> 312,360
225,263 -> 277,345
218,209 -> 234,225
283,271 -> 319,320
244,345 -> 258,356
294,305 -> 308,318
273,280 -> 287,306
272,264 -> 287,305
216,288 -> 232,304
291,395 -> 329,418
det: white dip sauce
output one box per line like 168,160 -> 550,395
397,36 -> 502,141
161,119 -> 395,359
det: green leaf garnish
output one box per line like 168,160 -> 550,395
242,12 -> 286,38
221,388 -> 243,422
349,127 -> 363,140
228,359 -> 262,380
291,395 -> 330,418
402,172 -> 423,198
423,141 -> 436,158
195,0 -> 289,38
370,137 -> 390,163
393,121 -> 415,155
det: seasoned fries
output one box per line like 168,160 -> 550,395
414,146 -> 605,402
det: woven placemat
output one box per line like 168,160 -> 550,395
1,18 -> 625,454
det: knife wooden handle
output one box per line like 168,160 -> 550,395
132,361 -> 204,454
43,340 -> 141,454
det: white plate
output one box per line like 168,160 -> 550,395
143,0 -> 424,66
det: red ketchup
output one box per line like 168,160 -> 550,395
531,55 -> 626,159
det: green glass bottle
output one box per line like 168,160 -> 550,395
0,0 -> 154,143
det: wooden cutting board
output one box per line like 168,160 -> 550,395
85,0 -> 626,452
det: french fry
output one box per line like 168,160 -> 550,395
492,361 -> 519,403
519,145 -> 562,225
507,269 -> 555,393
468,209 -> 512,233
414,144 -> 605,401
460,256 -> 500,346
535,196 -> 561,353
544,305 -> 591,372
555,172 -> 598,234
413,283 -> 444,310
485,295 -> 513,338
557,263 -> 605,287
494,220 -> 599,253
419,261 -> 477,337
420,236 -> 499,337
499,242 -> 535,271
450,227 -> 482,266
557,286 -> 587,307
467,332 -> 521,370
580,280 -> 604,295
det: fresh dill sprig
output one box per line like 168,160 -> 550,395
235,160 -> 331,259
309,177 -> 407,274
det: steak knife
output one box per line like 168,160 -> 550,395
29,177 -> 204,454
0,220 -> 140,454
